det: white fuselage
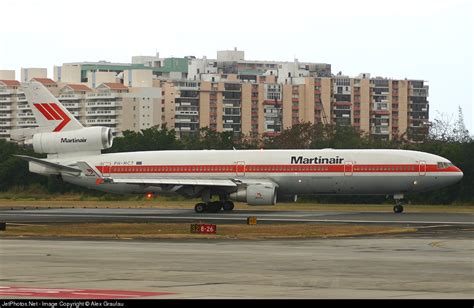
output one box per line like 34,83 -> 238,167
57,149 -> 463,197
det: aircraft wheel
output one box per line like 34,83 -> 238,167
208,201 -> 222,213
222,201 -> 234,211
393,205 -> 404,214
195,203 -> 206,213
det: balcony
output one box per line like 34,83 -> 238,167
86,119 -> 118,125
174,118 -> 192,123
264,113 -> 279,118
86,101 -> 120,108
17,113 -> 35,118
371,127 -> 390,135
86,110 -> 119,116
63,103 -> 81,108
0,113 -> 12,119
17,96 -> 27,102
86,93 -> 117,99
17,120 -> 37,126
17,104 -> 31,110
175,110 -> 198,116
0,89 -> 14,95
263,100 -> 282,106
0,105 -> 12,111
0,122 -> 12,127
0,129 -> 10,134
372,109 -> 390,115
59,94 -> 81,100
0,97 -> 12,103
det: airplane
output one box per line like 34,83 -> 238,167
15,82 -> 463,214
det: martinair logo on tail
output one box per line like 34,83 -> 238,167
33,103 -> 71,132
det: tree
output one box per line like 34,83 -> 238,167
428,107 -> 471,142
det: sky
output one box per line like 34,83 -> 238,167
1,0 -> 472,132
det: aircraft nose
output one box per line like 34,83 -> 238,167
452,166 -> 463,183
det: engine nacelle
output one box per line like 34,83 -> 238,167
33,126 -> 113,154
229,184 -> 277,205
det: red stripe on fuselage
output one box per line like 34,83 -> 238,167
94,164 -> 459,174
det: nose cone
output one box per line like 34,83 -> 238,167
454,166 -> 463,182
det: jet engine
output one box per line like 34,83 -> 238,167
32,126 -> 113,154
229,183 -> 277,205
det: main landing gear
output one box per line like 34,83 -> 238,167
194,201 -> 235,213
393,194 -> 404,214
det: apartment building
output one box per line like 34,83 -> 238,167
0,80 -> 20,140
0,49 -> 429,142
159,72 -> 428,141
0,77 -> 163,141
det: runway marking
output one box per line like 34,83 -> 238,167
1,212 -> 473,225
416,224 -> 454,229
0,286 -> 175,299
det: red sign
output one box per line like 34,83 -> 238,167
190,224 -> 216,234
0,286 -> 175,299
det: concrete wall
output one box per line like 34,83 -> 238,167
124,69 -> 153,88
87,71 -> 117,88
54,65 -> 81,83
0,70 -> 15,80
21,68 -> 47,82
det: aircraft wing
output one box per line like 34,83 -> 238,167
111,178 -> 238,187
15,155 -> 81,174
76,161 -> 237,187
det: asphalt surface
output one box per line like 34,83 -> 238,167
0,237 -> 472,299
0,207 -> 472,299
1,207 -> 473,225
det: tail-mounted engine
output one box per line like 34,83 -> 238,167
32,126 -> 113,154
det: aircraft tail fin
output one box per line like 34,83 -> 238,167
22,82 -> 83,133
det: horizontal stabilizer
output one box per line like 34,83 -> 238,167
15,155 -> 81,173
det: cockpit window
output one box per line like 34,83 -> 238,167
437,162 -> 453,169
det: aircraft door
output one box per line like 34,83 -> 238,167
235,161 -> 246,176
419,161 -> 426,176
102,162 -> 112,177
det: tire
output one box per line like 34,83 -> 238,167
208,201 -> 222,213
195,203 -> 206,213
393,205 -> 404,214
222,201 -> 235,211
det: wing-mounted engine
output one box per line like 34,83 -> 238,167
32,126 -> 113,154
229,183 -> 278,205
